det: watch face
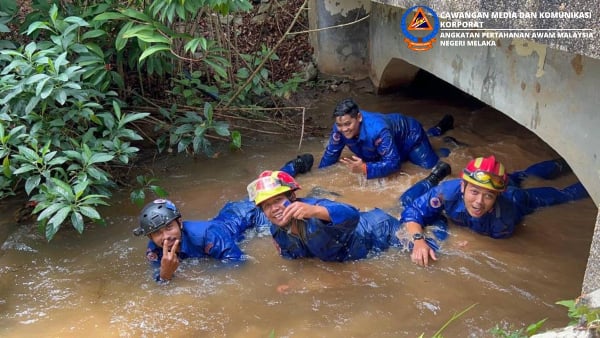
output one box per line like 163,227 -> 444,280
412,233 -> 424,240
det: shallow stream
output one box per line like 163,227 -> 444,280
0,85 -> 596,337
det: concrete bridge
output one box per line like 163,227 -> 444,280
307,0 -> 600,293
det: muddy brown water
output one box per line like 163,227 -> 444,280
0,85 -> 596,337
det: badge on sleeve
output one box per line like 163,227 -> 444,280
429,196 -> 442,209
332,132 -> 341,142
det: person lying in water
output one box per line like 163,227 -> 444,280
246,170 -> 444,262
318,97 -> 453,179
400,155 -> 589,267
132,154 -> 315,283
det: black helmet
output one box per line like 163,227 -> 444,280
133,199 -> 182,236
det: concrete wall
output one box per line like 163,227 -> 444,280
369,2 -> 600,206
308,0 -> 371,79
308,0 -> 600,294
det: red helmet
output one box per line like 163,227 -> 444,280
247,170 -> 301,205
462,155 -> 507,192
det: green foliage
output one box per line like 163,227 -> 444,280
0,4 -> 147,240
416,303 -> 477,338
2,0 -> 307,240
489,318 -> 547,338
556,298 -> 600,329
490,296 -> 600,337
0,6 -> 16,49
93,0 -> 302,156
155,102 -> 234,156
130,175 -> 169,208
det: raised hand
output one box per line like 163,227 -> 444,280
159,239 -> 180,281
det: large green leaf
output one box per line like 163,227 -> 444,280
78,206 -> 100,219
92,12 -> 127,21
37,202 -> 65,221
120,8 -> 152,22
82,29 -> 107,41
89,153 -> 114,164
139,45 -> 171,62
70,211 -> 85,233
25,175 -> 41,195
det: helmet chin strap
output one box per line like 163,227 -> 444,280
284,219 -> 308,244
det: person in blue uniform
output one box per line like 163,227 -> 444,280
133,154 -> 315,283
134,199 -> 253,283
247,170 -> 441,261
401,155 -> 589,267
318,98 -> 452,179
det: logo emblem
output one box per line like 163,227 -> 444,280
332,131 -> 341,142
401,6 -> 440,51
429,196 -> 442,209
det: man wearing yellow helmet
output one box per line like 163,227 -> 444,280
134,154 -> 314,283
400,155 -> 589,267
247,170 -> 441,261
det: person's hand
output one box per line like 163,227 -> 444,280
340,155 -> 365,174
159,239 -> 180,281
411,239 -> 437,267
283,201 -> 330,222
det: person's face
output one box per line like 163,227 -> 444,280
260,194 -> 290,227
461,181 -> 499,218
334,112 -> 362,139
148,219 -> 182,251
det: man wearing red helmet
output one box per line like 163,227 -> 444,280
400,155 -> 589,267
247,170 -> 432,261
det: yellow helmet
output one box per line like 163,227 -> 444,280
247,170 -> 301,205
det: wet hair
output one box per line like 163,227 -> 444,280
332,98 -> 360,118
285,191 -> 295,200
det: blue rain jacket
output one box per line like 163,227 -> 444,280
213,199 -> 271,240
319,110 -> 439,179
400,179 -> 587,239
146,199 -> 269,265
271,197 -> 402,261
146,220 -> 245,264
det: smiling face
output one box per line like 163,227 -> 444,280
461,181 -> 499,218
148,219 -> 182,251
260,194 -> 291,227
334,112 -> 362,139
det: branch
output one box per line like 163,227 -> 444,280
287,14 -> 370,35
222,0 -> 308,108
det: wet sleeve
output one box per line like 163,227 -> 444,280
317,199 -> 360,231
365,128 -> 402,179
400,187 -> 445,226
319,128 -> 345,168
204,226 -> 245,262
218,200 -> 257,236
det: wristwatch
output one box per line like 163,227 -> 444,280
412,233 -> 425,241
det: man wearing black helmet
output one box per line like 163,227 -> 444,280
133,154 -> 315,283
134,199 -> 251,283
319,98 -> 453,179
